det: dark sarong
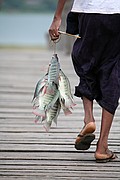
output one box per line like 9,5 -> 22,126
69,13 -> 120,114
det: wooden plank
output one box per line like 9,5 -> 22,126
0,49 -> 120,179
0,177 -> 119,180
0,151 -> 119,160
0,171 -> 119,179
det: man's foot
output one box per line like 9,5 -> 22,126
75,122 -> 96,150
80,122 -> 96,135
95,151 -> 118,163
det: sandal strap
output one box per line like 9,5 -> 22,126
77,134 -> 84,137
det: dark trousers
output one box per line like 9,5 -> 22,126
71,13 -> 120,114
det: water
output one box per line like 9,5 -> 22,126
0,13 -> 54,47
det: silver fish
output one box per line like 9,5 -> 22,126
32,74 -> 48,103
48,54 -> 60,86
32,53 -> 76,131
58,69 -> 76,109
32,83 -> 59,118
44,100 -> 61,132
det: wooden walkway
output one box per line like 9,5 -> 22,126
0,48 -> 120,180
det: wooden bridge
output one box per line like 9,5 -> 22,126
0,48 -> 120,180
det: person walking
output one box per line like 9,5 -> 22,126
49,0 -> 120,162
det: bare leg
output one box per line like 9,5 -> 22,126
75,97 -> 96,150
82,96 -> 95,125
95,109 -> 114,156
79,97 -> 96,135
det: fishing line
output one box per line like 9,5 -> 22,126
49,36 -> 61,54
49,30 -> 80,54
53,36 -> 61,54
53,41 -> 56,54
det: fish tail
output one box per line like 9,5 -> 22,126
53,117 -> 57,126
34,116 -> 40,123
41,116 -> 46,123
35,116 -> 46,124
43,121 -> 51,132
65,97 -> 76,108
63,108 -> 72,116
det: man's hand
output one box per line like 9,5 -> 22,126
49,17 -> 61,41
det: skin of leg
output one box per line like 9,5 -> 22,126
77,96 -> 96,136
95,108 -> 114,156
75,96 -> 96,145
82,96 -> 95,125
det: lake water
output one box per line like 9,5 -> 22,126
0,13 -> 54,47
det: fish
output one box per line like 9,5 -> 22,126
32,83 -> 59,118
32,74 -> 48,103
44,99 -> 61,131
47,54 -> 60,86
58,69 -> 76,109
32,53 -> 76,131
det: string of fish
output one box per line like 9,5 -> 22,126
32,42 -> 76,131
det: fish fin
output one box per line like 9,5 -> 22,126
35,116 -> 46,124
43,121 -> 52,132
41,116 -> 46,123
34,116 -> 41,123
53,117 -> 58,126
64,96 -> 76,109
63,108 -> 72,116
32,108 -> 45,117
59,97 -> 72,115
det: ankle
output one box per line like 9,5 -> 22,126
96,140 -> 108,154
84,117 -> 95,125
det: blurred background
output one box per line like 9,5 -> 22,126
0,0 -> 74,53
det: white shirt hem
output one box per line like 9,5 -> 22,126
71,9 -> 120,14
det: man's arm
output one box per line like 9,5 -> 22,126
49,0 -> 67,40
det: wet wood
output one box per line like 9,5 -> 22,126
0,49 -> 120,180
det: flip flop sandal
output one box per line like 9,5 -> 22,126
75,133 -> 95,150
96,152 -> 118,163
